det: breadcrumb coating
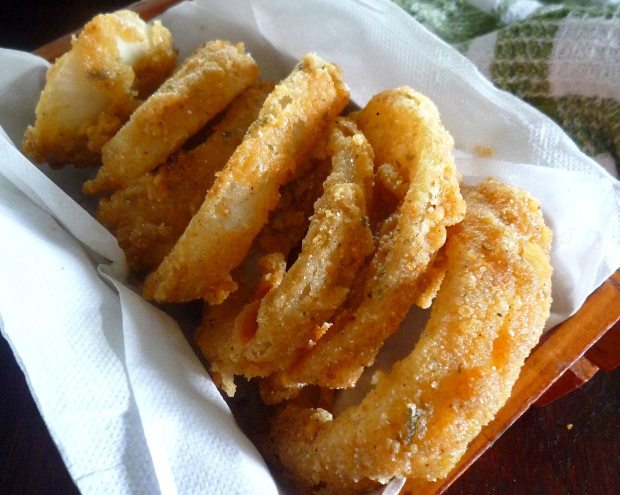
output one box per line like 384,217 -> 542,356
198,118 -> 375,384
83,40 -> 259,194
266,87 -> 466,396
97,81 -> 273,272
23,10 -> 177,167
269,178 -> 552,494
142,53 -> 349,304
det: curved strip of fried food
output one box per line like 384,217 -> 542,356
264,87 -> 466,397
256,156 -> 331,260
23,10 -> 176,167
198,118 -> 375,384
249,118 -> 375,370
142,54 -> 349,304
196,153 -> 330,396
201,251 -> 288,397
83,40 -> 259,194
269,178 -> 553,495
97,81 -> 274,273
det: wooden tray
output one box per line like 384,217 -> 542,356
33,1 -> 620,493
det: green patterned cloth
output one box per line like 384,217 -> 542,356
393,0 -> 620,176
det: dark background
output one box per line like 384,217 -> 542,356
1,2 -> 619,494
0,1 -> 129,51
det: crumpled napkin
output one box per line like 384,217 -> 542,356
0,50 -> 278,495
0,0 -> 618,494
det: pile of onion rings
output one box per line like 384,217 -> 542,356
24,12 -> 553,494
269,178 -> 552,493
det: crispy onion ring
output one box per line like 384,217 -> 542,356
197,153 -> 331,396
23,10 -> 176,167
269,178 -> 553,494
256,156 -> 331,259
262,87 -> 466,401
83,40 -> 259,194
198,117 -> 375,384
97,81 -> 274,272
143,54 -> 349,304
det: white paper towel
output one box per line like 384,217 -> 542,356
0,1 -> 619,494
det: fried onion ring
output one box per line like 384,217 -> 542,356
23,10 -> 176,167
142,54 -> 349,304
263,87 -> 466,398
268,178 -> 553,494
197,149 -> 330,394
198,117 -> 375,384
83,40 -> 259,194
257,156 -> 331,260
97,81 -> 274,272
196,152 -> 331,396
202,251 -> 288,397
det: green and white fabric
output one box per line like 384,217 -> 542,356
394,0 -> 620,177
